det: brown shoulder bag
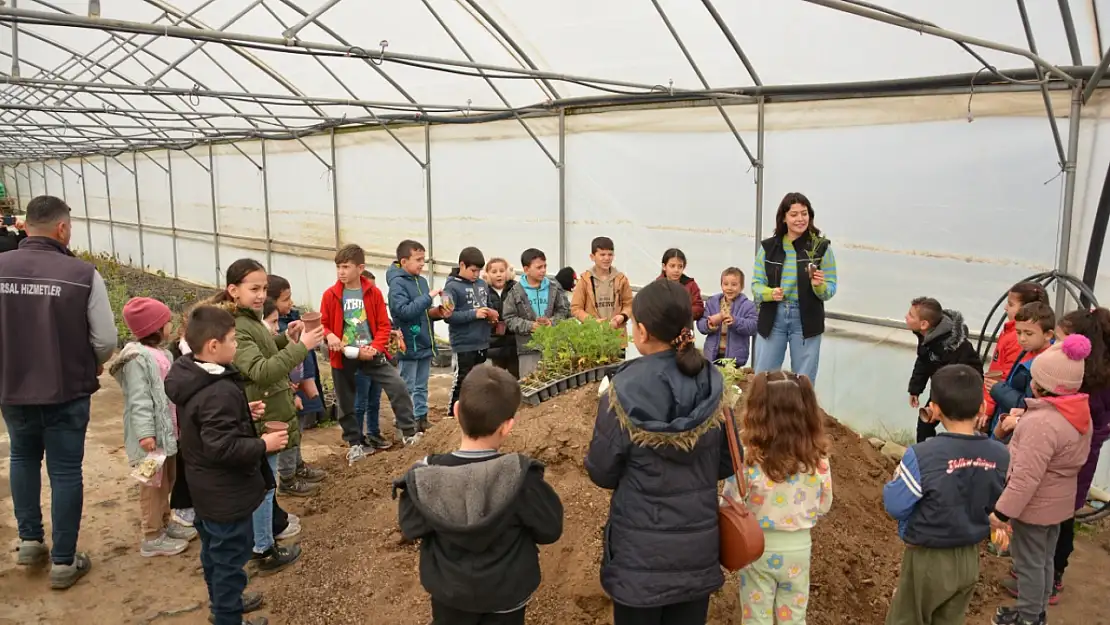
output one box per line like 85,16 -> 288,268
719,406 -> 765,571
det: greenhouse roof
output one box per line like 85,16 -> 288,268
0,0 -> 1106,162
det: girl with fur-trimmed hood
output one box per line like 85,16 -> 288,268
585,279 -> 734,625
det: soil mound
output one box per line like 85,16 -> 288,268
260,383 -> 1007,625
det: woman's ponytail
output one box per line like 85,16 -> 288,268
672,327 -> 706,377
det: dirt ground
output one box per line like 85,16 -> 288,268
0,264 -> 1108,625
3,372 -> 1107,625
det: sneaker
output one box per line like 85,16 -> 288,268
208,591 -> 265,622
346,444 -> 372,466
276,520 -> 301,541
244,617 -> 269,625
362,434 -> 393,450
278,478 -> 320,498
403,432 -> 424,446
49,552 -> 92,590
166,522 -> 198,542
295,463 -> 327,483
1002,577 -> 1060,606
1054,571 -> 1064,593
250,544 -> 301,576
992,606 -> 1041,625
171,508 -> 195,527
14,539 -> 48,566
140,533 -> 190,558
415,418 -> 432,433
286,513 -> 300,526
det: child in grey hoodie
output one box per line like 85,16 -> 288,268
443,246 -> 496,417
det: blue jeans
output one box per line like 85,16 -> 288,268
754,303 -> 823,384
251,453 -> 278,553
196,515 -> 253,625
399,357 -> 432,421
1,397 -> 90,565
354,370 -> 383,438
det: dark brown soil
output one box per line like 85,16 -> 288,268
257,382 -> 1014,625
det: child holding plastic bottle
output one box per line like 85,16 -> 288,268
111,297 -> 198,557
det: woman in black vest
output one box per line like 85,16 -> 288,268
751,192 -> 838,383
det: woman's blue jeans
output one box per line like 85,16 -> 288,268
754,303 -> 823,384
251,453 -> 278,554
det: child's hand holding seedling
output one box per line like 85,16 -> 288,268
139,437 -> 156,452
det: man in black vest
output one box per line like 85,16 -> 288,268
0,195 -> 117,590
0,218 -> 27,254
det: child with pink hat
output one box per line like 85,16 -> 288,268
109,296 -> 197,557
990,334 -> 1094,625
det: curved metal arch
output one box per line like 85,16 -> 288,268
143,0 -> 327,118
0,26 -> 225,156
273,0 -> 424,112
19,0 -> 222,136
460,0 -> 560,100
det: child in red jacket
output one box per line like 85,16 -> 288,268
659,248 -> 704,321
321,244 -> 420,465
984,282 -> 1050,416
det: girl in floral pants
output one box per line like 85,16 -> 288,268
723,371 -> 834,624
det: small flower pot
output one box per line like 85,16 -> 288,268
556,379 -> 568,392
300,312 -> 322,333
264,421 -> 289,433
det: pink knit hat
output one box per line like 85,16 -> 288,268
1031,334 -> 1092,395
123,297 -> 172,340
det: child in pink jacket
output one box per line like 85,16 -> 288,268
990,335 -> 1093,625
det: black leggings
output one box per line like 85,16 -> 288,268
1053,516 -> 1076,575
613,596 -> 711,625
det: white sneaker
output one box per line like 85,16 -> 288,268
403,432 -> 424,446
166,522 -> 198,542
140,533 -> 189,558
346,444 -> 368,466
286,513 -> 300,526
171,508 -> 195,527
276,521 -> 301,541
15,539 -> 48,566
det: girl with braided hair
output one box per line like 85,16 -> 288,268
585,279 -> 734,625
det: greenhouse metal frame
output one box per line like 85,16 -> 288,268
0,0 -> 1107,327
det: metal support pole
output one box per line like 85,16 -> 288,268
1057,84 -> 1083,314
41,161 -> 49,195
699,0 -> 762,86
80,158 -> 92,253
1016,0 -> 1067,167
801,0 -> 1077,85
282,0 -> 343,39
1085,47 -> 1110,103
425,123 -> 434,289
330,128 -> 340,249
558,108 -> 567,270
261,139 -> 273,269
1057,0 -> 1084,66
133,151 -> 145,269
208,144 -> 221,286
104,155 -> 116,258
10,0 -> 19,78
755,96 -> 766,254
167,150 -> 179,278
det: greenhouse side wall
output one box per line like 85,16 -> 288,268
3,91 -> 1108,489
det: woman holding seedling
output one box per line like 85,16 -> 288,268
751,192 -> 838,384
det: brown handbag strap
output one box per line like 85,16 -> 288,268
723,406 -> 747,498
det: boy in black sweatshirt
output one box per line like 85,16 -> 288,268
165,305 -> 287,625
393,364 -> 564,625
905,297 -> 984,442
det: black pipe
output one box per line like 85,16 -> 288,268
1082,157 -> 1110,306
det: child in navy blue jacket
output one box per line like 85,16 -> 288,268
884,364 -> 1010,625
443,246 -> 496,417
989,302 -> 1055,441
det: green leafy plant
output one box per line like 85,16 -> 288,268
715,358 -> 748,409
525,318 -> 626,384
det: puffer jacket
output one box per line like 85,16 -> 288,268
110,342 -> 178,465
995,393 -> 1092,526
218,301 -> 308,451
1077,386 -> 1110,510
909,308 -> 983,397
585,350 -> 734,608
387,262 -> 438,361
